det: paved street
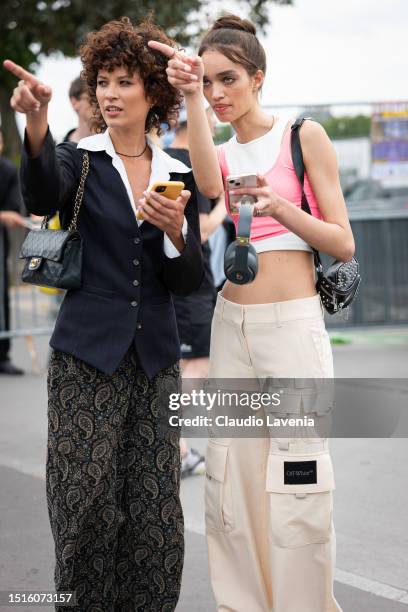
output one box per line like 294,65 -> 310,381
0,331 -> 407,611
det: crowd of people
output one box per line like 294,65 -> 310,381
1,11 -> 355,612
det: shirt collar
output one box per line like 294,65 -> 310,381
77,129 -> 191,177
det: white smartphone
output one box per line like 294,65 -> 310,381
23,218 -> 42,230
226,174 -> 258,215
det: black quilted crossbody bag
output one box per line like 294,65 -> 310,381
20,151 -> 89,290
291,117 -> 361,315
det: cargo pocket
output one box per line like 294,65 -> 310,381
205,442 -> 235,532
309,324 -> 334,378
266,452 -> 335,548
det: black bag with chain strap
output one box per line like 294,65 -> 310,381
291,117 -> 361,315
19,151 -> 89,290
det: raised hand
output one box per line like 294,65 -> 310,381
3,60 -> 52,114
0,211 -> 27,229
148,41 -> 203,95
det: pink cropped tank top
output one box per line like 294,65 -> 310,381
217,117 -> 322,243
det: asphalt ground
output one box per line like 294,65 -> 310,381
0,330 -> 407,611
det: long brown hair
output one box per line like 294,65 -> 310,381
198,14 -> 266,83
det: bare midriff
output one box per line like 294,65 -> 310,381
221,250 -> 317,305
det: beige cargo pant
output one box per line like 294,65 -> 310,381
205,293 -> 342,612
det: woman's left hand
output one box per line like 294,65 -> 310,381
138,189 -> 191,247
229,175 -> 281,218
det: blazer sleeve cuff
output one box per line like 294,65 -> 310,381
163,216 -> 188,258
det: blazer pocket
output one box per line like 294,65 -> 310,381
205,442 -> 235,533
80,284 -> 115,299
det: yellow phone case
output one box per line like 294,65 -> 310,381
136,181 -> 185,220
150,181 -> 185,200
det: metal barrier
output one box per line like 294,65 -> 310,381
324,209 -> 408,327
0,225 -> 58,371
0,281 -> 58,373
0,284 -> 57,340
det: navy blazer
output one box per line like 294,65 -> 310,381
20,129 -> 203,378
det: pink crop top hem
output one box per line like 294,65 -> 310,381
217,123 -> 322,241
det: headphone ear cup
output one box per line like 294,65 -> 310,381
224,242 -> 237,279
245,244 -> 258,282
224,241 -> 258,284
224,237 -> 259,284
248,244 -> 258,277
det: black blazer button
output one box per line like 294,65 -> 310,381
132,280 -> 139,286
133,259 -> 139,266
133,237 -> 141,244
131,301 -> 138,307
136,322 -> 142,330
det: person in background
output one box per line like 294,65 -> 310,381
208,213 -> 235,293
166,106 -> 226,477
62,76 -> 93,143
0,128 -> 26,375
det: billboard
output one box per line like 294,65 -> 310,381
371,102 -> 408,184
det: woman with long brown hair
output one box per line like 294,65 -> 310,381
150,13 -> 353,612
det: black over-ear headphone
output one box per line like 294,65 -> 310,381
224,200 -> 258,284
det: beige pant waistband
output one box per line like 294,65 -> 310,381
215,292 -> 324,325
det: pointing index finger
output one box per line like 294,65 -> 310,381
3,60 -> 38,85
147,40 -> 177,58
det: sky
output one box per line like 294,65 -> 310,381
14,0 -> 408,141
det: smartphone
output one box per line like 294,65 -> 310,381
226,174 -> 258,215
136,181 -> 185,220
23,218 -> 42,230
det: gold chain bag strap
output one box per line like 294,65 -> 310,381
20,151 -> 90,290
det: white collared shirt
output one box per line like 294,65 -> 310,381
77,129 -> 190,258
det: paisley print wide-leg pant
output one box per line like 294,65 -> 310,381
46,348 -> 184,612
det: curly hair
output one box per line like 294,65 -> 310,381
79,16 -> 182,135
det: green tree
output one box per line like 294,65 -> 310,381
214,123 -> 233,146
322,115 -> 371,140
0,0 -> 293,159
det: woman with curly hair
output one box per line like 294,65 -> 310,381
4,16 -> 203,612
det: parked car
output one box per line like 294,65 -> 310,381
343,178 -> 408,212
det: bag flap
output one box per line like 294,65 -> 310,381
326,257 -> 359,288
20,229 -> 76,262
